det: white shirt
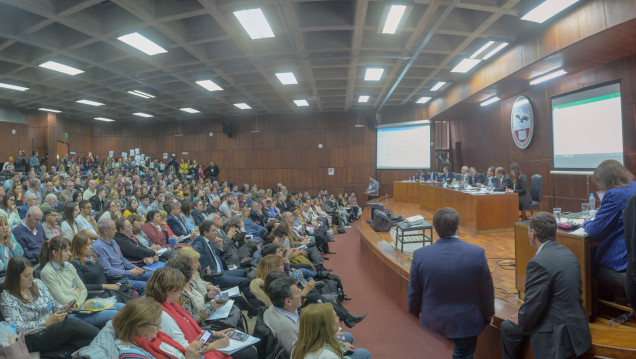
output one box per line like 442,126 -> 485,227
76,214 -> 96,235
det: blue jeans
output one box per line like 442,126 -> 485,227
124,270 -> 153,294
342,332 -> 371,359
69,302 -> 125,328
299,268 -> 316,279
216,269 -> 249,288
453,335 -> 478,359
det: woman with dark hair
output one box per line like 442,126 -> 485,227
0,191 -> 21,228
124,198 -> 138,219
0,256 -> 100,355
72,190 -> 82,204
142,209 -> 170,247
181,201 -> 197,232
505,162 -> 532,210
70,232 -> 123,293
61,202 -> 80,241
12,183 -> 24,206
40,236 -> 124,327
584,160 -> 636,283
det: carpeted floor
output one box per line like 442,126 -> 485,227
326,222 -> 453,358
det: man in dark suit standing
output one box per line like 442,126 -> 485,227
408,207 -> 494,358
501,212 -> 591,359
467,167 -> 485,187
493,167 -> 513,191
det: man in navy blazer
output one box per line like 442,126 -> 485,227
440,165 -> 454,183
467,167 -> 485,186
501,212 -> 591,358
408,207 -> 494,358
166,201 -> 193,238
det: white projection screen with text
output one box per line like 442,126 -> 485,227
552,82 -> 623,170
376,122 -> 431,169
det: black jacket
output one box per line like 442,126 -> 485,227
494,175 -> 514,192
90,195 -> 105,213
113,231 -> 155,265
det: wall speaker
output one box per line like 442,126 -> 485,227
365,115 -> 376,130
222,120 -> 233,138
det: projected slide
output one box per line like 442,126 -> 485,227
552,82 -> 623,170
377,123 -> 431,169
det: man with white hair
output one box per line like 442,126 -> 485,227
19,192 -> 38,220
59,180 -> 75,203
83,179 -> 97,200
25,178 -> 42,204
40,193 -> 59,213
12,206 -> 46,262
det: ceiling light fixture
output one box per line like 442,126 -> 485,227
233,8 -> 275,39
128,90 -> 155,99
76,99 -> 105,106
416,96 -> 432,104
94,117 -> 114,122
39,61 -> 84,76
358,95 -> 370,103
521,0 -> 580,23
293,99 -> 309,107
275,72 -> 298,85
430,82 -> 447,92
0,82 -> 29,91
382,5 -> 407,34
234,103 -> 252,110
364,67 -> 384,81
451,59 -> 481,73
38,107 -> 62,113
180,107 -> 201,113
133,112 -> 154,118
482,42 -> 509,60
196,80 -> 223,92
480,96 -> 500,107
529,68 -> 568,85
117,32 -> 167,55
470,41 -> 495,59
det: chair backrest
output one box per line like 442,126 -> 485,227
530,174 -> 543,202
253,307 -> 290,359
453,173 -> 462,181
33,263 -> 42,279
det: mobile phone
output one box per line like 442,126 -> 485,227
245,234 -> 253,240
214,292 -> 229,304
226,330 -> 249,341
199,330 -> 213,349
61,299 -> 76,313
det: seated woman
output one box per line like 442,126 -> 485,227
0,256 -> 100,355
61,202 -> 80,241
124,198 -> 138,219
113,297 -> 212,359
114,217 -> 158,267
99,199 -> 123,222
129,213 -> 159,250
584,159 -> 636,284
145,267 -> 235,359
39,236 -> 125,327
142,209 -> 171,248
0,192 -> 20,228
70,232 -> 130,298
181,201 -> 197,233
505,162 -> 532,210
292,303 -> 355,359
42,207 -> 66,240
0,215 -> 23,272
348,191 -> 360,220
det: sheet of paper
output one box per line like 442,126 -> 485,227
206,300 -> 234,320
217,333 -> 260,355
222,286 -> 241,298
156,248 -> 168,255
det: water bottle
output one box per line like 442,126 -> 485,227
609,312 -> 633,326
589,193 -> 595,211
292,270 -> 307,286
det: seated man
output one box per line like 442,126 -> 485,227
77,200 -> 99,240
467,167 -> 485,187
12,206 -> 46,263
92,218 -> 152,294
493,167 -> 513,192
191,220 -> 249,288
39,193 -> 59,214
440,165 -> 454,183
166,201 -> 194,238
19,193 -> 38,220
477,166 -> 496,188
249,201 -> 267,227
113,218 -> 157,267
90,188 -> 106,213
264,276 -> 371,359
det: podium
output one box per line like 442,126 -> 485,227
394,220 -> 433,253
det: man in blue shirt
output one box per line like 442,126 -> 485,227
92,218 -> 151,294
12,206 -> 46,263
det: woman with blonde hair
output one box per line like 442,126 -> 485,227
292,303 -> 343,359
0,215 -> 23,271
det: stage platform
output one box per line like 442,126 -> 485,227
359,199 -> 636,359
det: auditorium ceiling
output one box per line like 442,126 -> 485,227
0,0 -> 570,122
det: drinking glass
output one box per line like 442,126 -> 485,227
581,203 -> 590,218
553,208 -> 562,221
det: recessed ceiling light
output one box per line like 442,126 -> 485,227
133,112 -> 154,118
180,107 -> 201,113
234,8 -> 275,39
530,68 -> 568,85
196,80 -> 223,92
39,61 -> 84,76
416,96 -> 432,104
480,96 -> 500,107
293,99 -> 309,107
451,58 -> 481,73
521,0 -> 580,23
430,82 -> 447,92
117,32 -> 167,56
38,107 -> 62,113
364,67 -> 384,81
358,95 -> 370,103
482,42 -> 509,60
234,103 -> 252,110
470,41 -> 495,59
275,72 -> 298,85
382,5 -> 407,34
0,82 -> 29,91
76,99 -> 105,106
128,90 -> 155,99
94,117 -> 114,122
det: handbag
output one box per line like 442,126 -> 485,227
100,280 -> 136,303
0,327 -> 43,359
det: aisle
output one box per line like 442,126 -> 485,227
327,222 -> 452,358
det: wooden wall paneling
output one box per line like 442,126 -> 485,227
555,6 -> 583,50
604,0 -> 636,28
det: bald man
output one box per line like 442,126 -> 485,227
12,206 -> 46,262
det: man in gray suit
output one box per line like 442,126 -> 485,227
501,211 -> 591,359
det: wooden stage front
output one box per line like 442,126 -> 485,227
359,199 -> 636,358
